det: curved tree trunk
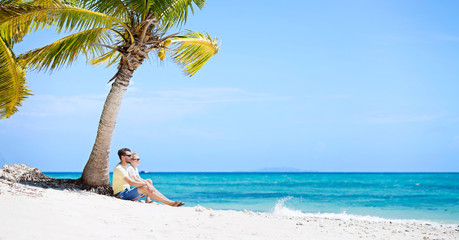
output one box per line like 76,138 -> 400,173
81,62 -> 134,188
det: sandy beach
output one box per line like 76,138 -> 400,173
0,178 -> 458,240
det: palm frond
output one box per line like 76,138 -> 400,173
0,36 -> 30,119
19,28 -> 113,71
0,0 -> 44,47
0,1 -> 134,46
170,30 -> 218,76
75,0 -> 131,22
90,49 -> 121,67
150,0 -> 205,30
123,0 -> 152,21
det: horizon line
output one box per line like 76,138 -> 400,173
43,171 -> 459,174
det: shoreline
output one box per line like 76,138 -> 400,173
44,171 -> 459,225
43,171 -> 459,174
1,179 -> 458,240
270,208 -> 459,226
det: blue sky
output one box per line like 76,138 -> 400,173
1,0 -> 458,172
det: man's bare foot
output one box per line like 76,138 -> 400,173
170,201 -> 185,207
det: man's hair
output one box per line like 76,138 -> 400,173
118,148 -> 131,160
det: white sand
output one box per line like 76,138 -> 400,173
0,180 -> 458,240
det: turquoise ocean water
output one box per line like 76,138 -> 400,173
45,172 -> 459,224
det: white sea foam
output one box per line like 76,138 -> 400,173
270,196 -> 447,225
272,196 -> 306,217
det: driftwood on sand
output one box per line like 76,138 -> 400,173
0,164 -> 113,195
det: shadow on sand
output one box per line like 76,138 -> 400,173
0,164 -> 113,195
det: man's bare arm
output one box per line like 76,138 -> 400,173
123,176 -> 147,188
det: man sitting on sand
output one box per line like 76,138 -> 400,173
112,148 -> 184,207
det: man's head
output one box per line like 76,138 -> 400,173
118,148 -> 132,163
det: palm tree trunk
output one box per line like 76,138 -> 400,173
81,62 -> 134,189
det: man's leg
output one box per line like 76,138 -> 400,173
145,179 -> 153,203
137,186 -> 177,206
146,179 -> 170,201
117,188 -> 143,201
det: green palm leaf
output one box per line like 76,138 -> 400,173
150,0 -> 205,30
123,0 -> 151,20
19,28 -> 113,71
0,36 -> 30,119
170,30 -> 218,76
0,1 -> 133,46
90,49 -> 121,67
76,0 -> 131,23
0,0 -> 44,47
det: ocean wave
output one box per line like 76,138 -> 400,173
269,196 -> 453,225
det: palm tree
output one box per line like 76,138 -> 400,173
0,0 -> 219,193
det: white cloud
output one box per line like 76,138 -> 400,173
307,94 -> 352,101
19,94 -> 106,118
148,88 -> 291,103
452,136 -> 459,148
316,141 -> 326,152
429,33 -> 459,42
367,32 -> 459,43
367,33 -> 411,42
362,110 -> 445,124
119,88 -> 291,122
7,88 -> 290,124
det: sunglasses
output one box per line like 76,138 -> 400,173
132,158 -> 140,161
123,154 -> 132,157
